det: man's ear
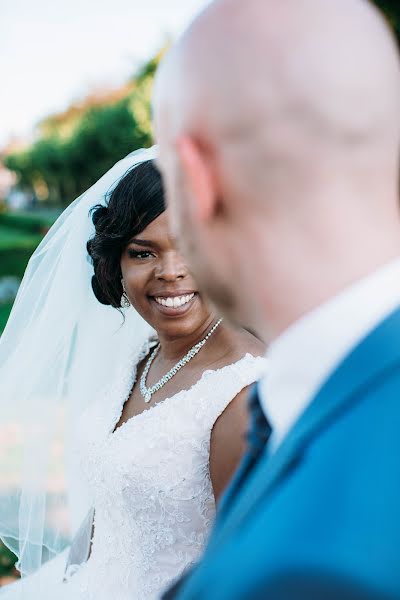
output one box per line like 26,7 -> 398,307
176,135 -> 217,223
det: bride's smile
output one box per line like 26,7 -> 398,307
150,291 -> 198,315
121,210 -> 214,342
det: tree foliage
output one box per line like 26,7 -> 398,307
4,53 -> 160,207
4,2 -> 399,209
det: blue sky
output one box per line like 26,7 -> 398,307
0,0 -> 209,147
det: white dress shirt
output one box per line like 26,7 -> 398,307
259,258 -> 400,452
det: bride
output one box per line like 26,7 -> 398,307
0,148 -> 266,599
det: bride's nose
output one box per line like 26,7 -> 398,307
155,251 -> 187,282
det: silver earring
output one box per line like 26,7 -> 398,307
121,293 -> 131,309
121,280 -> 130,308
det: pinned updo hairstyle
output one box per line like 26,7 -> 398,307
87,159 -> 165,307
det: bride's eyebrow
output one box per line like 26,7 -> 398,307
128,238 -> 156,248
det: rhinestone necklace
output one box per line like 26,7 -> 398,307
140,318 -> 223,403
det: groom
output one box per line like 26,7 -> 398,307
154,0 -> 400,598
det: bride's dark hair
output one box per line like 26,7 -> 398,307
87,159 -> 165,307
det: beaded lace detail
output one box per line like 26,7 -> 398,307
48,339 -> 267,600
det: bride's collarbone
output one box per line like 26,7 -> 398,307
115,354 -> 228,429
113,362 -> 201,429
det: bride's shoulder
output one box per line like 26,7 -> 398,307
209,327 -> 268,397
219,326 -> 266,365
202,327 -> 267,394
237,329 -> 265,359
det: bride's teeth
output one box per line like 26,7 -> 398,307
154,293 -> 195,308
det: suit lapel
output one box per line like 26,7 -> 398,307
211,306 -> 400,548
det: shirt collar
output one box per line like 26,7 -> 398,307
259,257 -> 400,451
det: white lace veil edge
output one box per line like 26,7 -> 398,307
0,147 -> 156,579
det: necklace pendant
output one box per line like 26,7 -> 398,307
140,318 -> 223,405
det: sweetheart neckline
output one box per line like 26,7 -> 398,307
110,352 -> 260,438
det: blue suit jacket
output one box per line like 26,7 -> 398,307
169,308 -> 400,599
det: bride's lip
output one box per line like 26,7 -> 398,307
149,293 -> 198,317
150,290 -> 197,297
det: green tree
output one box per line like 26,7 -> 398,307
5,53 -> 160,207
66,99 -> 144,195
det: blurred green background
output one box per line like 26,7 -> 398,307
0,52 -> 160,339
0,0 -> 399,583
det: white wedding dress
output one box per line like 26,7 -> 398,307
1,339 -> 267,600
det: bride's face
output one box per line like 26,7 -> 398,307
120,210 -> 215,339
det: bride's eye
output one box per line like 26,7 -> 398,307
128,249 -> 154,260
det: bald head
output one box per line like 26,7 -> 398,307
155,0 -> 400,200
153,0 -> 400,338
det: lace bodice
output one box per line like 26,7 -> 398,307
7,340 -> 267,600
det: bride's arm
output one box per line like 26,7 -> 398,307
209,387 -> 250,503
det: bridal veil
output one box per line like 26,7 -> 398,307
0,147 -> 156,581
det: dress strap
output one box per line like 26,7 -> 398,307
194,354 -> 268,431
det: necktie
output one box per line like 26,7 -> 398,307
246,383 -> 272,461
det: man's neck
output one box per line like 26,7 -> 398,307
257,241 -> 400,343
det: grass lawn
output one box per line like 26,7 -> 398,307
0,218 -> 45,280
0,210 -> 61,576
0,303 -> 13,334
0,541 -> 18,581
0,249 -> 36,279
0,210 -> 61,234
0,226 -> 42,251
